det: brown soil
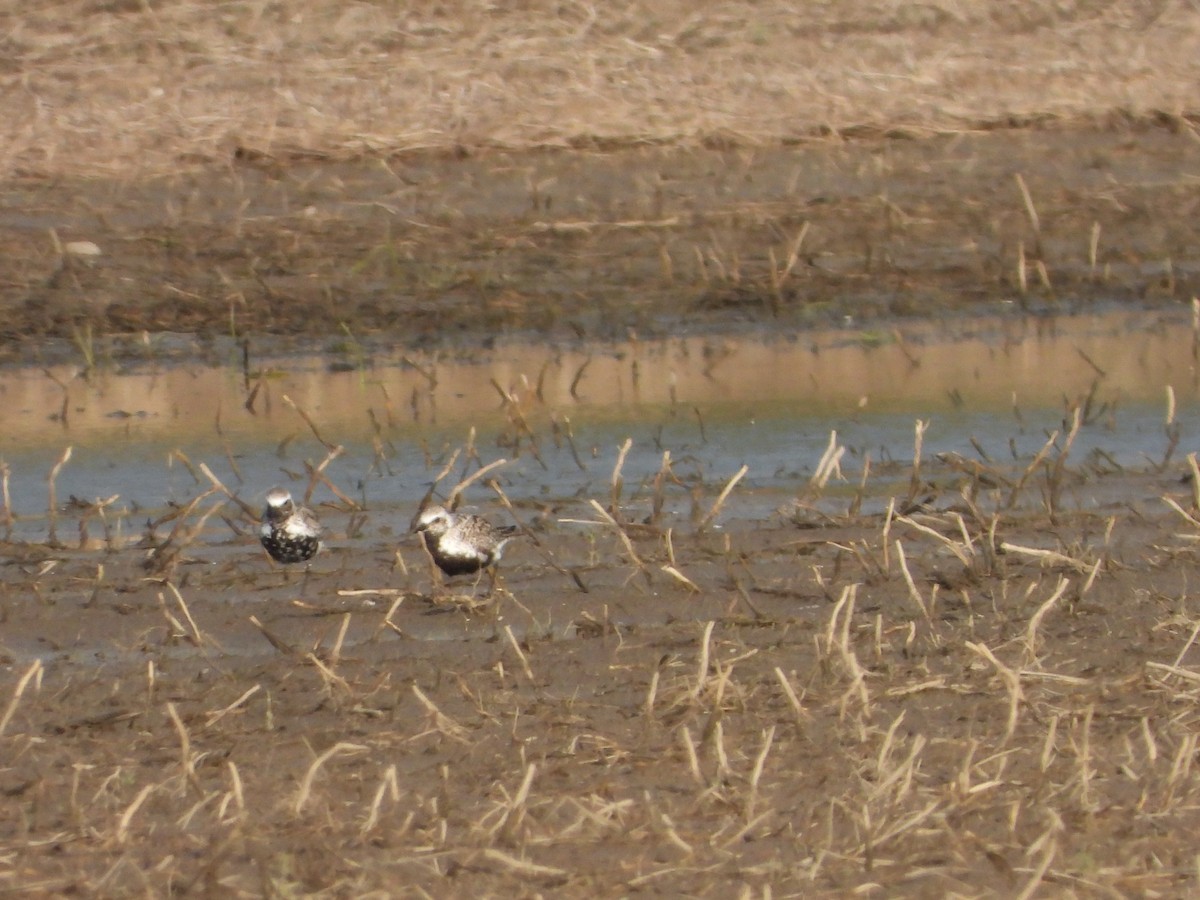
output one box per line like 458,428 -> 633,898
4,449 -> 1200,896
6,2 -> 1200,895
3,0 -> 1200,358
4,124 -> 1200,364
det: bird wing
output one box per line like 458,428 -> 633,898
438,532 -> 489,563
284,511 -> 323,539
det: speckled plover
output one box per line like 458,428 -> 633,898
259,487 -> 322,564
414,504 -> 517,578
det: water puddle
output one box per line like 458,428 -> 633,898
0,308 -> 1195,541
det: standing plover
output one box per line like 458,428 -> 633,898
414,505 -> 517,578
259,487 -> 322,564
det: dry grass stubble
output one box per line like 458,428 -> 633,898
4,407 -> 1200,893
4,1 -> 1200,352
2,0 -> 1199,178
5,2 -> 1200,894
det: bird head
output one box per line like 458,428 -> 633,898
263,487 -> 295,522
414,505 -> 452,536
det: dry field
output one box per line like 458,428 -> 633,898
4,0 -> 1199,176
5,1 -> 1200,897
1,0 -> 1200,351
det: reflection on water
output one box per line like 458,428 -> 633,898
0,309 -> 1195,539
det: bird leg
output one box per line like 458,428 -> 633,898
265,553 -> 293,588
470,567 -> 487,594
417,537 -> 448,600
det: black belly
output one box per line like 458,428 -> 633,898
261,532 -> 320,564
423,533 -> 489,576
433,554 -> 488,576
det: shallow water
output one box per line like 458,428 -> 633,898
0,308 -> 1194,542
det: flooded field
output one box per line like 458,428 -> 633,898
2,307 -> 1196,528
5,303 -> 1200,895
8,1 -> 1200,893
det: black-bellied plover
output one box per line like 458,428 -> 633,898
259,487 -> 322,564
414,505 -> 517,578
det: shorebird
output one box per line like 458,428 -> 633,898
259,487 -> 322,564
414,505 -> 517,580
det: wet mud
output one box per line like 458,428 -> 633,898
4,126 -> 1200,896
2,124 -> 1199,363
4,444 -> 1200,896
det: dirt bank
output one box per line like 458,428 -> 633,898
3,125 -> 1200,367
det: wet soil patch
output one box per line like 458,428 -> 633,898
4,113 -> 1200,895
3,432 -> 1200,894
3,124 -> 1199,366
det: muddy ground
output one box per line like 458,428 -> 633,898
2,121 -> 1200,368
3,390 -> 1200,896
8,0 -> 1200,893
6,96 -> 1200,898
